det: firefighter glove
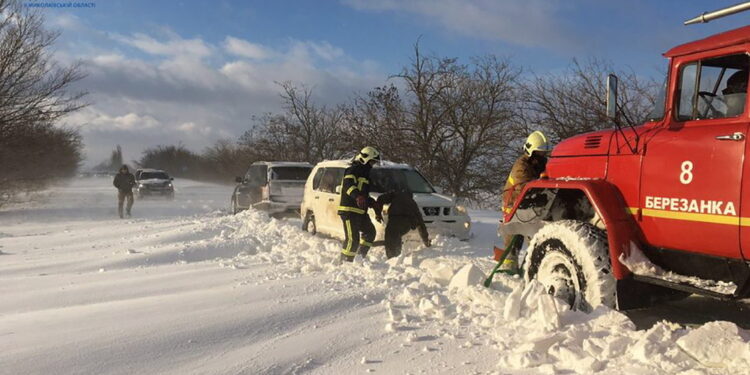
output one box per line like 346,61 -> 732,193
356,194 -> 368,209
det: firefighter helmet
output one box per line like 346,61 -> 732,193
355,146 -> 381,164
523,131 -> 551,156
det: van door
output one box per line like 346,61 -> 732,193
640,55 -> 747,260
308,167 -> 326,229
317,167 -> 344,236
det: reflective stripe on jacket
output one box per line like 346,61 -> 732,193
338,162 -> 372,215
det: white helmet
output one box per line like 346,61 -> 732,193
355,146 -> 381,164
523,131 -> 551,156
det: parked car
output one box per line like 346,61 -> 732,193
134,169 -> 174,199
232,161 -> 313,215
300,160 -> 471,243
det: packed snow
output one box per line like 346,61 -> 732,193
620,243 -> 738,295
1,177 -> 749,374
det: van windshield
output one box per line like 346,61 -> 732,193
370,169 -> 434,194
270,167 -> 311,180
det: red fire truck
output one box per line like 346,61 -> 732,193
502,3 -> 750,311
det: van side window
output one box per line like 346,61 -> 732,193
247,165 -> 268,186
319,168 -> 344,193
676,54 -> 749,121
312,168 -> 325,190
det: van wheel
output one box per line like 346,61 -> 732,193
524,220 -> 615,311
302,212 -> 316,235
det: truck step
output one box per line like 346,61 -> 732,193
632,274 -> 735,299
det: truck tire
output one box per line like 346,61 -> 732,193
302,212 -> 316,235
524,220 -> 615,311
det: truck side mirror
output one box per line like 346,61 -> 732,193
606,74 -> 618,120
235,176 -> 243,183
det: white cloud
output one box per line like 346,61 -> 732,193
58,30 -> 384,166
113,32 -> 212,58
306,41 -> 345,61
48,13 -> 82,30
67,109 -> 160,131
223,36 -> 273,60
344,0 -> 578,50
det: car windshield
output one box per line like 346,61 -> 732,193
370,169 -> 434,194
140,172 -> 169,180
270,166 -> 311,180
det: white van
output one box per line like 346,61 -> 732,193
232,161 -> 313,215
300,160 -> 471,242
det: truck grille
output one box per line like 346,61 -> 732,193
423,207 -> 441,216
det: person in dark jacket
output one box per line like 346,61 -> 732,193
374,189 -> 430,259
338,146 -> 380,262
113,165 -> 136,218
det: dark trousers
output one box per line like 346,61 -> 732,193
118,191 -> 134,218
384,215 -> 412,259
340,213 -> 375,261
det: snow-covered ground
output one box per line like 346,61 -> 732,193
1,177 -> 749,374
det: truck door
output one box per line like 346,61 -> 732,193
640,54 -> 748,260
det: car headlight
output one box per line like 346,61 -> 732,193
138,183 -> 144,188
455,205 -> 467,215
167,183 -> 173,187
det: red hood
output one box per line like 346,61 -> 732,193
551,129 -> 614,157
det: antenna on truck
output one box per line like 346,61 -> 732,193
685,1 -> 750,25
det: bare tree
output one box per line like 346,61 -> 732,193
393,43 -> 462,181
239,82 -> 350,164
0,0 -> 86,134
278,81 -> 349,162
345,84 -> 408,162
348,45 -> 524,202
202,139 -> 255,181
435,55 -> 522,201
523,58 -> 659,142
0,0 -> 87,205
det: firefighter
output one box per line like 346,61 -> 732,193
496,131 -> 550,269
374,189 -> 430,259
723,70 -> 748,117
338,146 -> 380,263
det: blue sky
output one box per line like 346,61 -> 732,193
40,0 -> 750,165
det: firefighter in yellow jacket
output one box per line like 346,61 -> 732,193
496,131 -> 550,269
338,146 -> 381,263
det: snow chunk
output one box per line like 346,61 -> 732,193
677,321 -> 750,369
448,264 -> 485,290
419,259 -> 454,286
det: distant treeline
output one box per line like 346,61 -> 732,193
137,46 -> 659,206
0,0 -> 86,206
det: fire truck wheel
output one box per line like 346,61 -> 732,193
524,220 -> 615,311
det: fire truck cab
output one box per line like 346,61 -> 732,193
503,24 -> 750,310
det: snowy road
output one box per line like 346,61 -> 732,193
1,177 -> 749,374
